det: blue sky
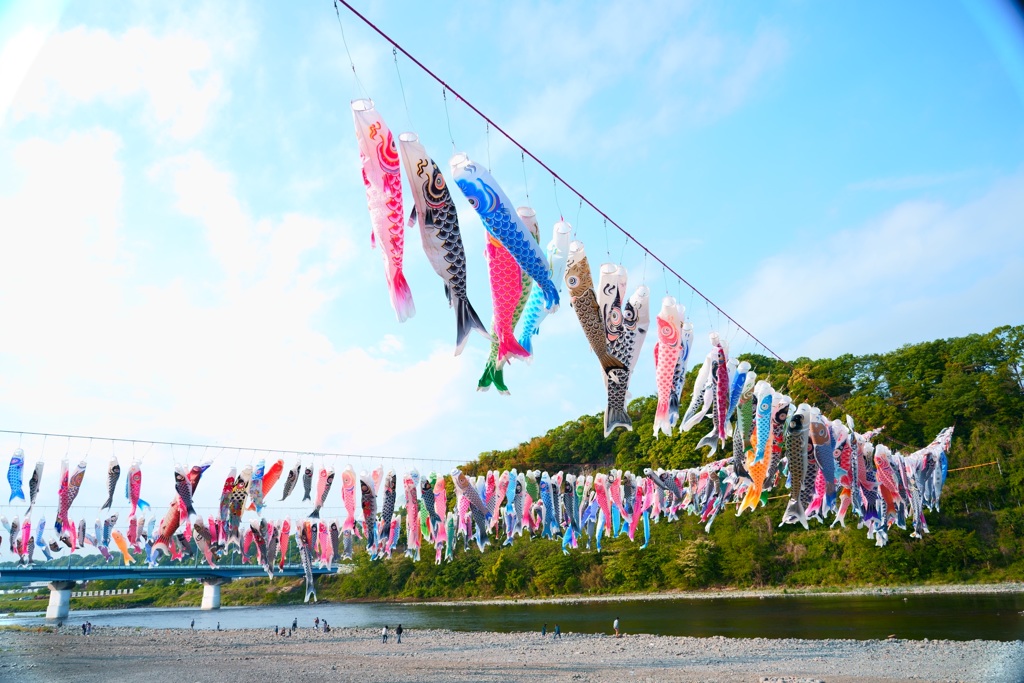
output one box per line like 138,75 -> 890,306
0,0 -> 1022,517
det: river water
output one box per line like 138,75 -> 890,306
3,593 -> 1022,640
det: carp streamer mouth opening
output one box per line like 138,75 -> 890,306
449,152 -> 470,171
398,132 -> 419,143
351,98 -> 374,111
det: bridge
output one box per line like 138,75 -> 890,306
0,564 -> 338,619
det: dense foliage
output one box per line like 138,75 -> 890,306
322,324 -> 1024,599
3,326 -> 1020,608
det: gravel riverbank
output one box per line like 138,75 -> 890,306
2,626 -> 1021,683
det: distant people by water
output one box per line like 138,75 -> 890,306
396,624 -> 403,643
190,619 -> 195,630
542,623 -> 547,636
274,625 -> 279,635
292,618 -> 298,630
382,625 -> 389,643
315,617 -> 320,630
613,617 -> 620,637
217,622 -> 221,631
554,624 -> 561,639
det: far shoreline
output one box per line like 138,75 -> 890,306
398,580 -> 1024,607
3,580 -> 1022,616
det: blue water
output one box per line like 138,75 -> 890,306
2,593 -> 1022,641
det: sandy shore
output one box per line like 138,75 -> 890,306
1,627 -> 1021,683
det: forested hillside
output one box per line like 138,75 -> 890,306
6,326 -> 1019,608
318,325 -> 1024,599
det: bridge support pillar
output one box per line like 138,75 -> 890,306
46,581 -> 77,620
201,578 -> 231,610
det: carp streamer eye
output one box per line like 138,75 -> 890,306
567,275 -> 579,288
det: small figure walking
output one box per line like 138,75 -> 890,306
396,624 -> 403,644
274,625 -> 279,635
382,625 -> 389,644
217,622 -> 221,631
613,617 -> 620,638
314,617 -> 320,630
292,618 -> 298,630
541,623 -> 547,637
190,619 -> 195,630
554,624 -> 561,639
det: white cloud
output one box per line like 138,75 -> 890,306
0,134 -> 480,511
727,171 -> 1024,358
704,25 -> 788,118
491,3 -> 787,165
9,25 -> 227,139
0,128 -> 125,339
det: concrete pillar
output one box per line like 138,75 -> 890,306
200,578 -> 231,610
46,581 -> 77,620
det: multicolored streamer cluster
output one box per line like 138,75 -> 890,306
0,423 -> 952,586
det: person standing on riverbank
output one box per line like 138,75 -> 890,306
396,624 -> 403,644
382,625 -> 389,643
554,624 -> 561,639
542,623 -> 547,637
613,617 -> 620,637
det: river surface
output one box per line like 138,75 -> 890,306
3,593 -> 1022,640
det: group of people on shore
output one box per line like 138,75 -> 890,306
381,624 -> 404,643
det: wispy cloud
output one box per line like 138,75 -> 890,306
488,2 -> 787,163
5,5 -> 252,140
728,170 -> 1024,359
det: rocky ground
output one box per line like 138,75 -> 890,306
1,626 -> 1021,683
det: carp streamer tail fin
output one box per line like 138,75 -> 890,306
604,406 -> 632,439
389,270 -> 416,323
477,362 -> 509,395
454,297 -> 489,356
695,429 -> 720,457
496,334 -> 530,366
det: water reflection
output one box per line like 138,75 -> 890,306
2,593 -> 1021,641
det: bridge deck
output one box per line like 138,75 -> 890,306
0,565 -> 336,583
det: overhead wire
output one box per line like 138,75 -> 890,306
330,0 -> 925,450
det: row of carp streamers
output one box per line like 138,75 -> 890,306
353,97 -> 657,412
349,99 -> 956,540
3,420 -> 952,600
